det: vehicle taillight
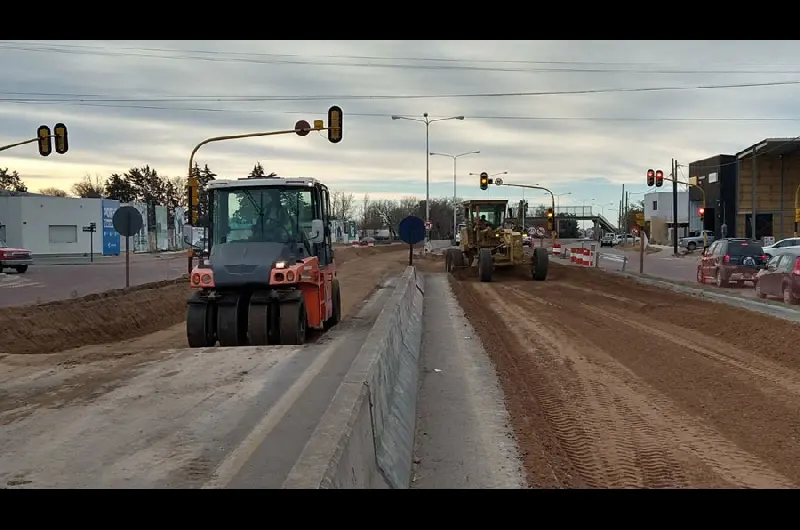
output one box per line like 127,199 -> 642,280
762,254 -> 768,262
793,257 -> 800,276
724,254 -> 730,263
0,250 -> 6,258
191,273 -> 201,285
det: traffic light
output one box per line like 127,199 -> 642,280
546,208 -> 554,231
655,169 -> 664,187
188,177 -> 199,225
327,105 -> 342,143
54,123 -> 69,154
479,172 -> 489,190
698,207 -> 705,221
647,169 -> 655,187
37,125 -> 52,157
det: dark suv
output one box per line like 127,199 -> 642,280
697,238 -> 768,288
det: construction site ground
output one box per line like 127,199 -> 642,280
445,258 -> 800,488
0,245 -> 410,458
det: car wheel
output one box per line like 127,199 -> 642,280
784,285 -> 800,305
687,242 -> 697,252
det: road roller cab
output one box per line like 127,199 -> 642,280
186,174 -> 341,348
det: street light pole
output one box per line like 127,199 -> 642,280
392,113 -> 465,242
430,150 -> 480,239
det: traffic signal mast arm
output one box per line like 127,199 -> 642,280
0,136 -> 46,153
493,181 -> 557,233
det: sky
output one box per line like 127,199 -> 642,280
3,39 -> 800,220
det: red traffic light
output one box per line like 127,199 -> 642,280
698,207 -> 705,215
655,169 -> 664,187
647,169 -> 655,186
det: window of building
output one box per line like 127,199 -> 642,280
652,200 -> 658,211
48,225 -> 78,244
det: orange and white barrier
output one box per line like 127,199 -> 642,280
583,248 -> 591,266
552,243 -> 562,257
570,248 -> 577,263
367,241 -> 375,247
351,240 -> 361,247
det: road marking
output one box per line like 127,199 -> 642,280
0,275 -> 45,289
201,338 -> 343,489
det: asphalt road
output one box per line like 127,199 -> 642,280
0,276 -> 398,488
0,253 -> 188,308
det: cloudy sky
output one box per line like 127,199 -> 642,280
3,40 -> 800,216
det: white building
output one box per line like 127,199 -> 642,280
643,191 -> 703,244
0,194 -> 185,256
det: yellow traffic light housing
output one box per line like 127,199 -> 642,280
546,208 -> 554,231
188,176 -> 200,208
327,105 -> 342,144
54,123 -> 69,154
37,125 -> 52,157
479,172 -> 489,191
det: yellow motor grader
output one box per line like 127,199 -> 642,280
445,199 -> 548,282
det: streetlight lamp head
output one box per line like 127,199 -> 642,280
423,112 -> 428,118
456,116 -> 465,120
391,116 -> 401,120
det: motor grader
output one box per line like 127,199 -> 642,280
444,199 -> 548,282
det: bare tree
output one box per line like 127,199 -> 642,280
331,191 -> 355,221
39,187 -> 69,197
71,174 -> 105,198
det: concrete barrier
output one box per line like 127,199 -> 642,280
283,266 -> 425,489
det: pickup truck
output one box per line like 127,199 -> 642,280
0,240 -> 33,273
679,230 -> 715,252
600,233 -> 616,247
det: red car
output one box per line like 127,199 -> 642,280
0,240 -> 33,273
754,251 -> 800,305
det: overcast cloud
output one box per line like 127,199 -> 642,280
3,39 -> 800,212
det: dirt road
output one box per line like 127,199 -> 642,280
450,264 -> 800,488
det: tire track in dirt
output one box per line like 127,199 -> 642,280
494,280 -> 798,488
451,267 -> 797,488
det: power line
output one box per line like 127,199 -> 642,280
7,41 -> 800,69
9,99 -> 800,123
5,42 -> 800,75
2,78 -> 800,104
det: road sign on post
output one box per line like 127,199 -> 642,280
82,222 -> 97,262
399,216 -> 426,266
112,206 -> 144,289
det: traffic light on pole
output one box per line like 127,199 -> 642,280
698,207 -> 705,221
479,172 -> 489,190
647,169 -> 655,187
53,123 -> 69,154
37,125 -> 52,157
547,208 -> 554,231
188,177 -> 199,225
327,105 -> 343,143
655,169 -> 664,187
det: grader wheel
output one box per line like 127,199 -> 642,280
478,248 -> 493,282
531,247 -> 549,281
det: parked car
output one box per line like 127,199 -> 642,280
754,250 -> 800,305
697,238 -> 768,287
680,230 -> 715,252
762,237 -> 800,259
600,233 -> 616,247
0,240 -> 33,273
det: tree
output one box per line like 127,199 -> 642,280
39,187 -> 69,197
331,191 -> 355,221
104,173 -> 138,203
624,199 -> 645,231
0,168 -> 27,193
72,174 -> 105,198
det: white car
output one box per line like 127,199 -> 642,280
762,237 -> 800,259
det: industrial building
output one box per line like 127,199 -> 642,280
687,154 -> 738,238
0,193 -> 186,256
643,190 -> 703,244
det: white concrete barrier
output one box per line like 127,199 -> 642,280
283,267 -> 425,489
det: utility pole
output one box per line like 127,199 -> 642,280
672,158 -> 679,255
620,184 -> 625,232
624,192 -> 629,234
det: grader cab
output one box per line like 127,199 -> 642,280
445,199 -> 548,282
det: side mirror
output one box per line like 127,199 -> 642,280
310,219 -> 325,244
